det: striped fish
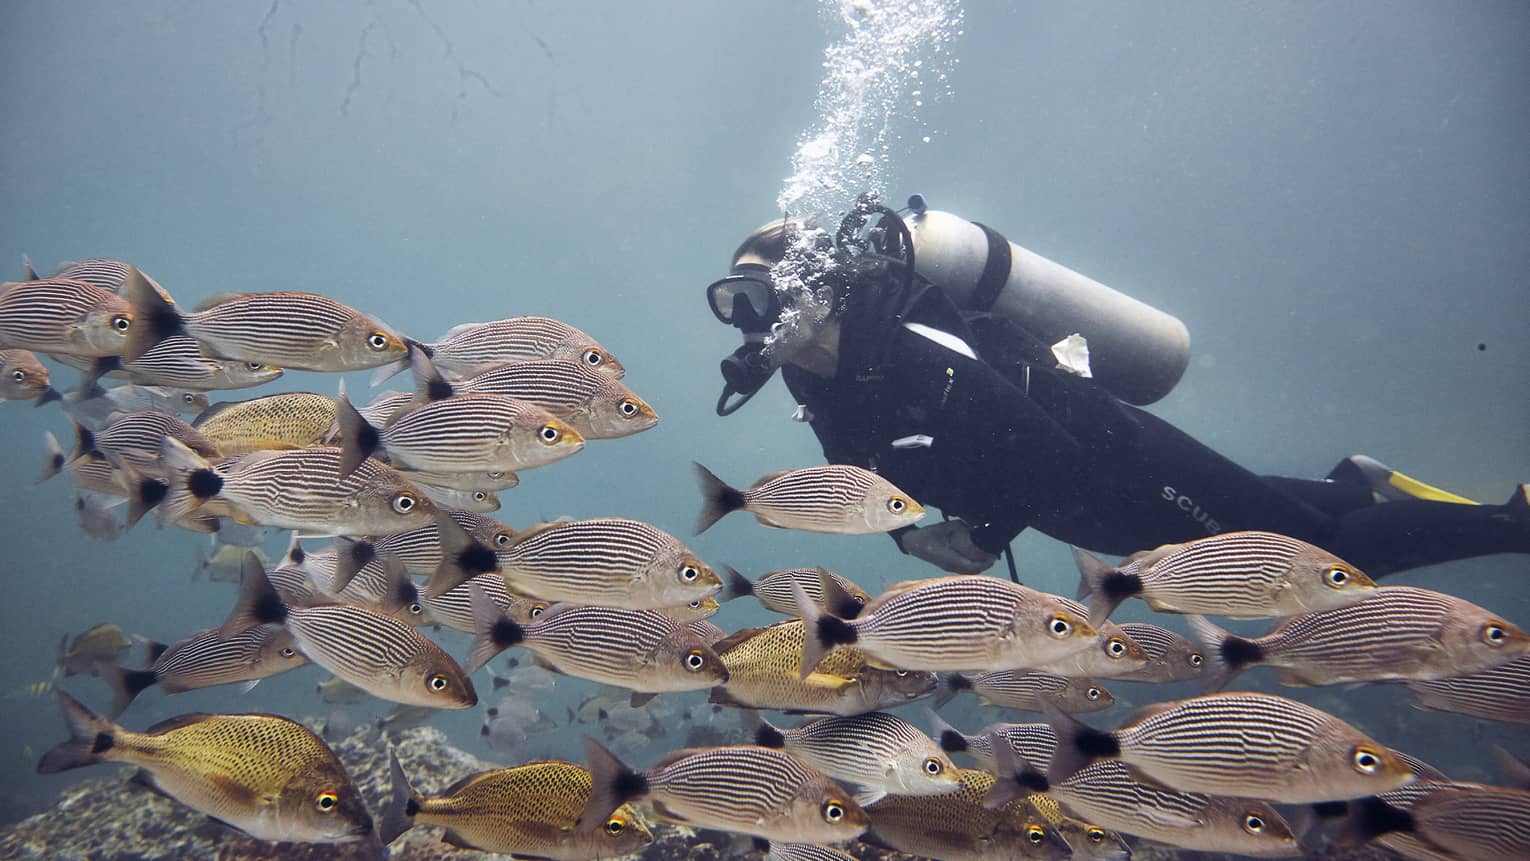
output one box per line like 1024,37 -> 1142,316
62,385 -> 210,427
74,412 -> 220,473
336,388 -> 583,478
378,753 -> 652,857
192,392 -> 338,455
465,586 -> 728,694
796,575 -> 1099,677
1075,531 -> 1377,622
322,509 -> 506,597
0,349 -> 55,402
155,441 -> 437,536
423,574 -> 548,634
106,625 -> 307,717
581,739 -> 869,844
1337,779 -> 1478,861
1407,653 -> 1530,725
220,552 -> 476,708
722,565 -> 872,618
1045,692 -> 1414,803
1114,622 -> 1205,683
1188,586 -> 1530,691
934,669 -> 1113,713
694,462 -> 924,535
57,334 -> 285,391
40,433 -> 126,495
299,543 -> 434,627
47,258 -> 173,300
359,389 -> 412,426
929,714 -> 1059,773
984,737 -> 1302,857
422,358 -> 657,440
864,767 -> 1071,861
709,620 -> 937,715
484,517 -> 721,608
754,712 -> 960,804
397,468 -> 520,492
120,267 -> 408,370
1027,596 -> 1150,678
764,844 -> 858,861
0,277 -> 134,356
415,481 -> 501,514
370,316 -> 625,386
685,617 -> 727,644
1348,783 -> 1530,861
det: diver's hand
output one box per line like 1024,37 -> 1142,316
899,521 -> 999,573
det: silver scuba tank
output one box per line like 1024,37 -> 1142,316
908,208 -> 1190,405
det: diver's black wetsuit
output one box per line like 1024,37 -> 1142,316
781,272 -> 1529,577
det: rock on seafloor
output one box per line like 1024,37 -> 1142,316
0,721 -> 1404,860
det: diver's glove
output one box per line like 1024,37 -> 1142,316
896,520 -> 999,573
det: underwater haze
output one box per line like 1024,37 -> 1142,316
2,0 -> 1527,856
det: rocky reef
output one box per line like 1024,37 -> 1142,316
0,722 -> 1397,860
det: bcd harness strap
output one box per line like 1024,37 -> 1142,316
970,221 -> 1012,313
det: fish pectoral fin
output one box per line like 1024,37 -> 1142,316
1137,805 -> 1200,829
1273,669 -> 1319,688
439,829 -> 478,850
803,672 -> 856,691
650,800 -> 690,823
852,784 -> 886,806
128,769 -> 171,800
752,513 -> 788,529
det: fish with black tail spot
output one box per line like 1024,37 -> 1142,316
694,462 -> 924,534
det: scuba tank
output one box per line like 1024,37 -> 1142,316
907,204 -> 1190,406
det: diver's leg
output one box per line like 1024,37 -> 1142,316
1323,487 -> 1530,578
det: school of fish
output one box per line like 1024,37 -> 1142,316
5,257 -> 1527,861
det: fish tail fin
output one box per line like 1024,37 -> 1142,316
373,554 -> 420,618
66,421 -> 96,466
719,565 -> 754,602
78,358 -> 115,402
465,583 -> 524,673
817,567 -> 863,619
427,509 -> 498,599
34,386 -> 62,407
105,665 -> 158,719
37,690 -> 121,774
334,381 -> 381,480
932,673 -> 971,709
22,254 -> 38,280
378,748 -> 420,846
578,736 -> 649,836
143,640 -> 170,667
1041,700 -> 1119,785
1184,614 -> 1257,693
926,709 -> 969,755
219,552 -> 288,638
278,532 -> 306,569
329,536 -> 377,595
1336,796 -> 1415,849
113,456 -> 167,529
120,265 -> 184,363
408,350 -> 456,403
753,716 -> 786,749
792,579 -> 856,679
983,731 -> 1050,809
1072,547 -> 1136,625
692,462 -> 745,534
38,431 -> 65,483
157,437 -> 220,526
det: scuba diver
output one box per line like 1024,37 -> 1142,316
706,194 -> 1530,578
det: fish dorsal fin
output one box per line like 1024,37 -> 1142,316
501,521 -> 563,547
143,713 -> 216,735
190,400 -> 237,428
438,322 -> 486,341
710,625 -> 769,655
1123,543 -> 1180,570
439,770 -> 493,797
191,292 -> 247,313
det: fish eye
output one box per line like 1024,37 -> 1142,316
923,757 -> 944,776
684,650 -> 707,671
408,602 -> 424,616
887,496 -> 908,514
280,647 -> 296,657
619,399 -> 639,417
494,531 -> 512,546
1189,653 -> 1204,667
1026,825 -> 1045,844
1352,747 -> 1381,774
392,494 -> 417,514
245,361 -> 264,371
689,600 -> 702,609
1048,616 -> 1073,638
530,605 -> 546,619
111,314 -> 131,332
366,332 -> 391,351
1483,623 -> 1509,646
583,349 -> 602,366
822,800 -> 846,823
182,392 -> 196,403
1087,687 -> 1102,701
604,818 -> 625,834
10,370 -> 24,382
1243,814 -> 1266,833
894,670 -> 909,677
1325,566 -> 1351,587
1087,827 -> 1105,843
680,564 -> 700,582
473,491 -> 487,502
1106,638 -> 1128,657
538,424 -> 561,443
315,791 -> 338,812
427,674 -> 449,692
